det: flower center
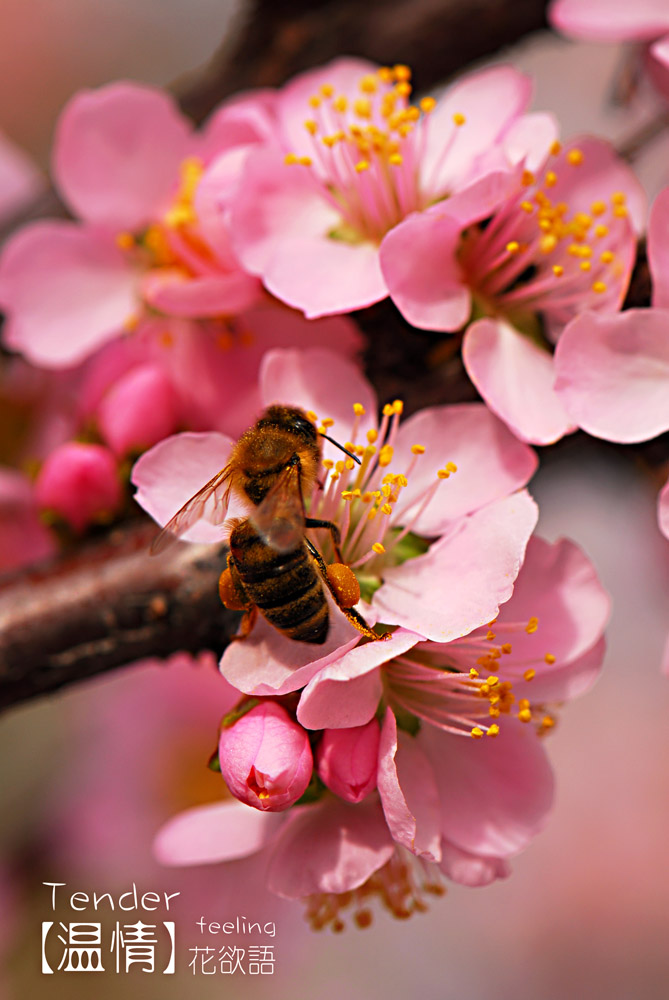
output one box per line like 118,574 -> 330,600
283,65 -> 444,244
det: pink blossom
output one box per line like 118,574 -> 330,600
218,701 -> 313,811
35,441 -> 122,533
228,59 -> 540,317
380,136 -> 645,444
549,0 -> 669,102
0,82 -> 268,368
132,347 -> 539,696
316,719 -> 380,803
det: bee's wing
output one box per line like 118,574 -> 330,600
150,465 -> 234,555
250,464 -> 305,553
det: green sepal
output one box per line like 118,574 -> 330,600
294,772 -> 327,806
207,749 -> 221,772
221,697 -> 261,729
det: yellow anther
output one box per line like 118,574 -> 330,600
341,490 -> 354,500
600,250 -> 614,264
544,653 -> 556,664
521,200 -> 534,213
393,399 -> 404,414
389,154 -> 403,166
420,96 -> 436,113
452,112 -> 466,126
335,460 -> 345,474
355,160 -> 370,172
613,205 -> 628,218
487,724 -> 500,738
378,445 -> 394,467
446,462 -> 457,473
320,83 -> 334,98
541,715 -> 556,730
321,135 -> 337,148
470,727 -> 484,739
381,503 -> 393,515
321,417 -> 334,428
332,96 -> 348,113
592,281 -> 607,294
469,668 -> 479,678
298,156 -> 312,167
372,542 -> 386,554
506,241 -> 521,254
501,643 -> 512,654
122,313 -> 139,332
381,483 -> 392,497
486,630 -> 496,641
580,260 -> 592,272
115,231 -> 135,251
591,200 -> 606,216
308,95 -> 321,109
382,403 -> 395,416
367,428 -> 378,443
360,74 -> 378,93
594,224 -> 609,239
566,148 -> 584,166
306,410 -> 318,422
354,98 -> 372,119
611,191 -> 626,205
345,458 -> 356,470
550,140 -> 562,156
304,119 -> 318,136
525,617 -> 539,634
396,474 -> 408,487
518,708 -> 532,723
361,491 -> 373,503
437,469 -> 451,479
540,235 -> 558,254
522,170 -> 535,186
544,170 -> 557,187
552,264 -> 564,277
322,459 -> 334,470
394,64 -> 412,81
487,676 -> 499,687
353,402 -> 366,416
411,444 -> 426,455
158,330 -> 174,349
284,153 -> 298,165
378,67 -> 394,83
396,82 -> 412,98
523,668 -> 536,682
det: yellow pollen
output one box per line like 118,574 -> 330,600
592,281 -> 607,294
446,462 -> 457,473
308,95 -> 321,109
525,617 -> 539,634
396,82 -> 412,98
360,74 -> 378,94
600,250 -> 614,264
306,410 -> 318,422
320,84 -> 334,98
501,643 -> 512,654
470,727 -> 484,739
486,630 -> 496,641
333,96 -> 348,113
487,676 -> 499,687
116,231 -> 135,251
382,403 -> 394,417
367,429 -> 378,444
550,140 -> 562,156
518,708 -> 532,723
322,459 -> 334,470
321,417 -> 334,428
345,458 -> 356,470
372,542 -> 385,554
389,154 -> 403,166
469,668 -> 479,678
522,170 -> 535,187
544,170 -> 557,187
335,460 -> 345,474
381,503 -> 393,515
304,119 -> 318,135
487,724 -> 500,738
392,399 -> 404,414
540,235 -> 558,254
580,261 -> 591,272
378,67 -> 393,83
521,200 -> 534,213
552,264 -> 564,277
541,715 -> 556,730
355,160 -> 370,172
613,205 -> 628,218
354,98 -> 372,119
394,64 -> 412,81
567,148 -> 584,166
611,191 -> 626,205
591,200 -> 606,216
544,653 -> 556,664
378,445 -> 394,467
594,224 -> 609,239
523,668 -> 536,681
420,97 -> 436,113
411,444 -> 425,454
452,112 -> 466,126
506,241 -> 521,254
353,403 -> 366,416
437,469 -> 451,479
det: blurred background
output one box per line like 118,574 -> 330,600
1,1 -> 669,997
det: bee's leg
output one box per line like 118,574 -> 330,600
305,539 -> 389,642
219,555 -> 258,642
304,518 -> 344,563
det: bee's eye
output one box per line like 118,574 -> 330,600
292,415 -> 317,438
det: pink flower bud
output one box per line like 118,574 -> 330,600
97,364 -> 179,457
218,702 -> 313,812
35,441 -> 122,533
316,719 -> 380,803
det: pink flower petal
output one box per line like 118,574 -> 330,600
131,431 -> 238,544
219,599 -> 360,697
549,0 -> 669,41
198,90 -> 278,163
154,800 -> 281,866
373,491 -> 538,641
0,468 -> 55,571
502,113 -> 560,172
53,82 -> 191,230
266,796 -> 394,898
462,318 -> 577,445
0,132 -> 43,224
420,717 -> 555,857
438,840 -> 511,887
391,403 -> 538,533
421,65 -> 532,196
524,636 -> 607,703
0,221 -> 138,367
377,709 -> 442,861
659,479 -> 669,540
648,187 -> 669,309
554,310 -> 669,443
260,347 -> 377,463
142,268 -> 261,318
297,629 -> 421,730
379,210 -> 470,332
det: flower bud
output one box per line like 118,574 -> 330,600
218,702 -> 313,812
35,442 -> 122,533
316,719 -> 380,803
98,364 -> 179,457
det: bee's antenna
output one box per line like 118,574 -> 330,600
319,433 -> 362,465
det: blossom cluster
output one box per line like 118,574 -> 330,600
0,36 -> 666,927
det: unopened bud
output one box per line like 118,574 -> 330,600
98,364 -> 179,456
316,719 -> 380,803
35,442 -> 122,533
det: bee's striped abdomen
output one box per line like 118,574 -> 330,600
229,521 -> 329,644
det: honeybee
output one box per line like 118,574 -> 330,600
152,405 -> 386,645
